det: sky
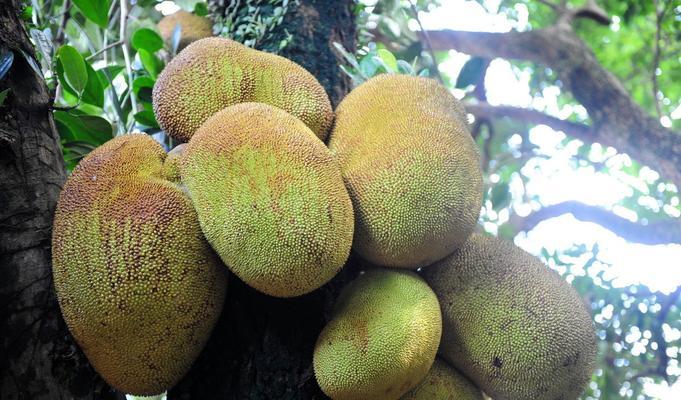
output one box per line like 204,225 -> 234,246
418,0 -> 681,397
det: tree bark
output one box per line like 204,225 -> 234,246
1,0 -> 356,399
0,1 -> 117,399
424,26 -> 681,190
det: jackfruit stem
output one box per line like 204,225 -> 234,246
126,392 -> 167,400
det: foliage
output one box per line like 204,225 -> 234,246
212,0 -> 297,50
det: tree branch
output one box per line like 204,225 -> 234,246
422,27 -> 681,189
466,102 -> 592,139
510,201 -> 681,245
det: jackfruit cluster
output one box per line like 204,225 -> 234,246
53,30 -> 596,400
157,10 -> 213,51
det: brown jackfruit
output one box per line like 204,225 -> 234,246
152,37 -> 333,143
179,103 -> 353,298
314,269 -> 442,400
421,233 -> 597,400
52,134 -> 227,396
157,10 -> 213,51
328,74 -> 482,268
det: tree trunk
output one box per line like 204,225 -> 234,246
1,1 -> 356,399
0,1 -> 116,399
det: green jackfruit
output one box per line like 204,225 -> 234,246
421,233 -> 597,400
52,134 -> 227,396
328,74 -> 482,268
401,358 -> 484,400
314,269 -> 442,400
179,103 -> 353,297
152,37 -> 333,142
157,10 -> 213,51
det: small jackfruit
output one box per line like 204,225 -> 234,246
328,74 -> 482,268
400,358 -> 484,400
313,269 -> 442,400
421,233 -> 597,400
152,37 -> 333,143
52,134 -> 227,396
157,10 -> 213,51
179,103 -> 353,298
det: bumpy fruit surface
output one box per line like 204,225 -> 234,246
157,10 -> 213,51
421,233 -> 597,400
400,358 -> 483,400
180,103 -> 353,297
328,74 -> 482,268
153,37 -> 333,142
314,269 -> 442,400
52,134 -> 227,396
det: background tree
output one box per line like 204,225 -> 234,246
1,0 -> 680,399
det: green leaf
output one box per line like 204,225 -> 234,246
0,88 -> 10,107
57,45 -> 88,95
97,65 -> 124,88
72,0 -> 111,28
359,56 -> 379,78
78,115 -> 113,143
131,28 -> 164,53
81,62 -> 104,108
194,2 -> 209,16
54,111 -> 112,145
455,57 -> 486,89
376,49 -> 398,73
138,49 -> 163,79
490,182 -> 511,210
134,110 -> 159,128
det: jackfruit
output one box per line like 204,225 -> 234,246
421,233 -> 597,400
157,10 -> 213,51
401,358 -> 484,400
328,74 -> 482,268
179,103 -> 353,297
52,134 -> 227,396
152,37 -> 333,143
313,269 -> 442,400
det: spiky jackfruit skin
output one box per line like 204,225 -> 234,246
313,269 -> 442,400
180,103 -> 353,298
400,358 -> 483,400
52,134 -> 227,396
157,10 -> 213,51
421,233 -> 597,400
152,37 -> 333,143
328,74 -> 482,268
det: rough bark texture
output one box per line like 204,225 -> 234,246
424,26 -> 681,190
0,2 -> 117,399
169,1 -> 357,399
508,200 -> 681,245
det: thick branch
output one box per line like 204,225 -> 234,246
510,201 -> 681,245
424,27 -> 681,189
466,103 -> 591,139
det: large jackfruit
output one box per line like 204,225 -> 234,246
157,10 -> 213,51
401,358 -> 483,400
421,233 -> 597,400
180,103 -> 353,298
328,74 -> 482,268
313,269 -> 442,400
152,37 -> 333,143
52,134 -> 227,396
